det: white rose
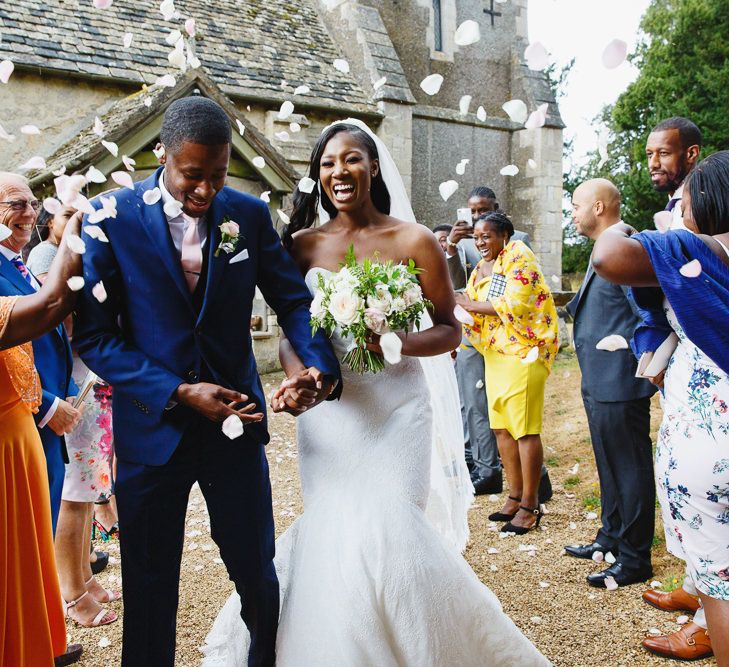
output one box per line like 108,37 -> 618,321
363,308 -> 387,334
328,289 -> 363,326
402,283 -> 423,306
391,296 -> 407,313
334,266 -> 359,289
310,291 -> 326,319
219,221 -> 239,236
366,283 -> 393,314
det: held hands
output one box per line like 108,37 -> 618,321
47,397 -> 83,436
175,382 -> 264,423
270,367 -> 335,416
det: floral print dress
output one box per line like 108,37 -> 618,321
656,300 -> 729,600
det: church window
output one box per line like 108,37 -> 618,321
432,0 -> 443,51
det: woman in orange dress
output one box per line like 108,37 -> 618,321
0,213 -> 83,666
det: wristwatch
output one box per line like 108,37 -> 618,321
446,238 -> 458,248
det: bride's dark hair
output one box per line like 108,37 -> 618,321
283,123 -> 391,249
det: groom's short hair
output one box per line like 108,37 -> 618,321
160,96 -> 232,153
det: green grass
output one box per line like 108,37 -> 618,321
659,567 -> 686,593
582,492 -> 601,511
545,456 -> 559,467
564,475 -> 581,489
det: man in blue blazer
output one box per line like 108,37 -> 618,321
0,172 -> 80,533
74,97 -> 340,667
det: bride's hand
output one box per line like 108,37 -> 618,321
364,330 -> 382,354
271,367 -> 335,415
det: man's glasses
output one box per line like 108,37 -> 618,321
0,199 -> 41,212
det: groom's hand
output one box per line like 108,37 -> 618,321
175,382 -> 264,423
270,367 -> 335,415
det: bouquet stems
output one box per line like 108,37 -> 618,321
342,345 -> 386,374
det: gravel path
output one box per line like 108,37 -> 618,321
72,354 -> 716,666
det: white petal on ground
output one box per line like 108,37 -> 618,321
332,59 -> 350,74
19,155 -> 46,170
143,97 -> 153,107
20,125 -> 41,135
592,551 -> 604,563
456,158 -> 469,176
93,116 -> 105,137
277,209 -> 290,225
604,575 -> 619,591
487,547 -> 499,554
43,197 -> 62,215
530,616 -> 542,624
123,32 -> 133,48
524,41 -> 549,70
438,179 -> 459,202
143,188 -> 162,206
92,281 -> 108,303
679,259 -> 702,278
160,0 -> 175,20
260,191 -> 271,203
274,131 -> 290,142
380,332 -> 402,364
653,210 -> 671,232
293,85 -> 310,95
154,74 -> 176,88
235,119 -> 245,136
459,95 -> 472,115
278,100 -> 295,120
101,140 -> 119,157
66,234 -> 87,254
595,334 -> 629,351
539,582 -> 550,588
373,76 -> 387,91
605,551 -> 617,565
122,155 -> 136,172
0,122 -> 15,142
502,99 -> 528,124
528,158 -> 538,170
677,615 -> 690,625
454,20 -> 480,46
298,177 -> 316,194
568,522 -> 577,530
185,18 -> 196,37
569,463 -> 580,475
86,166 -> 107,183
525,103 -> 549,129
586,511 -> 598,520
420,73 -> 444,96
252,156 -> 266,169
650,580 -> 663,589
67,276 -> 84,291
476,106 -> 487,122
289,122 -> 301,133
500,164 -> 519,177
0,59 -> 14,84
97,636 -> 112,648
647,628 -> 661,636
222,414 -> 244,440
163,199 -> 183,218
453,303 -> 474,325
111,171 -> 134,190
84,225 -> 109,242
602,38 -> 628,69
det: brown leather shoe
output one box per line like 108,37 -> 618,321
54,644 -> 83,666
642,622 -> 712,660
642,587 -> 701,613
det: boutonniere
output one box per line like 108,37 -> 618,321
215,216 -> 240,257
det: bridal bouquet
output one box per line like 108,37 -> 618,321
310,246 -> 432,373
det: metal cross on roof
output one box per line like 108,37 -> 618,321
483,0 -> 502,27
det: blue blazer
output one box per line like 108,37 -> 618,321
0,253 -> 75,459
74,168 -> 341,466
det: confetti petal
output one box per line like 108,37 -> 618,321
19,155 -> 46,170
373,76 -> 387,91
101,140 -> 119,157
524,41 -> 549,70
602,38 -> 628,69
500,164 -> 519,177
592,551 -> 604,563
289,122 -> 301,133
459,95 -> 472,116
111,171 -> 134,190
456,158 -> 469,176
154,74 -> 176,88
70,193 -> 95,215
278,100 -> 294,120
679,259 -> 702,278
252,156 -> 266,169
66,234 -> 86,254
160,0 -> 175,20
677,615 -> 690,625
123,32 -> 133,48
185,18 -> 196,37
522,347 -> 539,364
420,73 -> 444,96
454,20 -> 480,46
570,463 -> 580,475
277,209 -> 290,225
650,580 -> 663,589
168,38 -> 187,71
332,59 -> 350,74
653,210 -> 671,233
528,158 -> 538,170
92,281 -> 108,303
97,636 -> 111,648
475,379 -> 484,389
298,176 -> 316,194
85,225 -> 109,242
476,106 -> 487,122
380,331 -> 402,364
67,276 -> 85,291
222,414 -> 244,440
0,59 -> 14,84
530,616 -> 542,624
43,197 -> 61,215
0,122 -> 15,142
86,165 -> 107,184
439,180 -> 458,202
453,303 -> 474,325
93,116 -> 105,137
260,191 -> 271,203
163,199 -> 183,218
525,103 -> 549,129
122,155 -> 136,172
605,551 -> 616,565
153,145 -> 165,159
502,99 -> 528,124
604,575 -> 619,591
20,125 -> 41,135
595,334 -> 629,351
274,131 -> 290,142
143,187 -> 162,205
293,84 -> 310,95
586,511 -> 598,520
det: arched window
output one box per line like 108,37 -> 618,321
432,0 -> 443,52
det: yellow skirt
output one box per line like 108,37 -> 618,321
483,349 -> 549,440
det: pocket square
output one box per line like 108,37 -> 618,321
229,249 -> 249,264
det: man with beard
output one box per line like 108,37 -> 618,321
640,116 -> 713,661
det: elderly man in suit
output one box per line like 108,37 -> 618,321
565,178 -> 656,587
0,173 -> 80,532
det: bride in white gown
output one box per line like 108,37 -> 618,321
201,120 -> 550,666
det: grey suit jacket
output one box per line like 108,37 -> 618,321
567,264 -> 656,403
447,231 -> 531,291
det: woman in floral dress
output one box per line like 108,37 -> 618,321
592,151 -> 729,665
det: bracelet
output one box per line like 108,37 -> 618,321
446,238 -> 458,248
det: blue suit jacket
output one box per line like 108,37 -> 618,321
74,169 -> 341,466
0,253 -> 75,460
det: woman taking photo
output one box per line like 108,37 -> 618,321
455,212 -> 559,534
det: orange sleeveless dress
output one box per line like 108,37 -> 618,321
0,297 -> 66,666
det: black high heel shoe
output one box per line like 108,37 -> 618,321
488,495 -> 522,522
501,505 -> 543,535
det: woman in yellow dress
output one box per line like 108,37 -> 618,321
455,212 -> 558,535
0,213 -> 83,665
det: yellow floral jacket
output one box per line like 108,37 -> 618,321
463,240 -> 559,370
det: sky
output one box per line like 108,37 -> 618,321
527,0 -> 652,167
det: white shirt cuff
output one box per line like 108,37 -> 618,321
38,396 -> 60,428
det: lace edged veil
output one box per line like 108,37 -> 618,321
318,118 -> 474,552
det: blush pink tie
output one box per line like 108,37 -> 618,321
180,215 -> 202,292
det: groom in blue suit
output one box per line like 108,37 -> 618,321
74,97 -> 340,667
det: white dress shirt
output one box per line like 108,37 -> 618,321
159,170 -> 207,254
669,183 -> 686,231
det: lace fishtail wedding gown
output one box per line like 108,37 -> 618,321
201,270 -> 549,666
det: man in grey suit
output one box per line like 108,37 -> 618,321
443,186 -> 551,500
565,178 -> 656,587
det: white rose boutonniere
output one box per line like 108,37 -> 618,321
215,217 -> 240,257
